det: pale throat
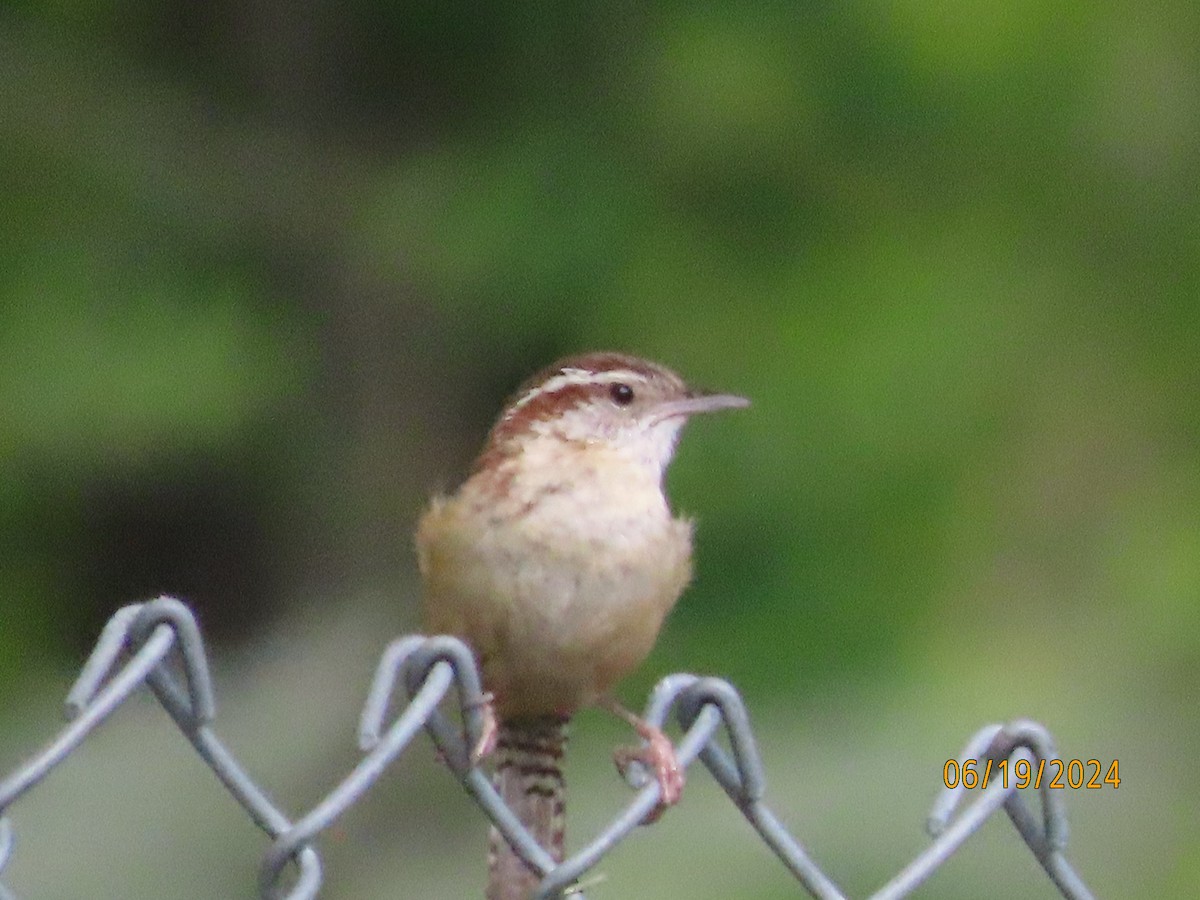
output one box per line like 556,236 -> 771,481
524,406 -> 687,482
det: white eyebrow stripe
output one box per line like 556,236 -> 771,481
508,368 -> 648,415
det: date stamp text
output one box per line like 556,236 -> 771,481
943,757 -> 1120,790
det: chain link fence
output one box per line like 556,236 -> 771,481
0,596 -> 1097,899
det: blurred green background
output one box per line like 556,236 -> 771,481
1,1 -> 1195,897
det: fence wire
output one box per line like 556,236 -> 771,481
0,596 -> 1097,900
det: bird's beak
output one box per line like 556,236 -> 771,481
651,391 -> 750,422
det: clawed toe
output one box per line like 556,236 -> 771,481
612,722 -> 685,822
469,692 -> 499,765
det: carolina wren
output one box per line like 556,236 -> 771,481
416,351 -> 747,899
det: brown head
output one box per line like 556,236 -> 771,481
474,352 -> 748,478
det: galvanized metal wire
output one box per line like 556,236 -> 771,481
0,596 -> 1096,899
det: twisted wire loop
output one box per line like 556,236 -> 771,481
920,720 -> 1095,900
360,636 -> 562,884
0,597 -> 322,900
0,600 -> 1099,900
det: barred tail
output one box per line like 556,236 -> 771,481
486,715 -> 569,900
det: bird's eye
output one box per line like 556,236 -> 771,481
610,383 -> 635,406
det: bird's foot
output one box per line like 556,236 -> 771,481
468,691 -> 499,765
602,698 -> 685,822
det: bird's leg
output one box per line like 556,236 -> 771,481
468,691 -> 500,764
599,696 -> 684,821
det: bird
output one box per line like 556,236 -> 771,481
416,351 -> 747,899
